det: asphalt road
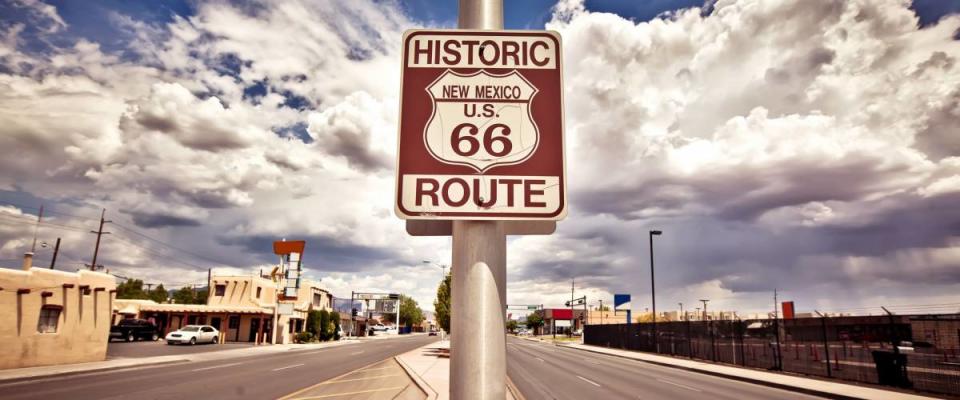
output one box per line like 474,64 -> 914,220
107,340 -> 256,359
0,335 -> 437,400
506,336 -> 827,400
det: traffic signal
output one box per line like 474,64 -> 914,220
351,308 -> 358,317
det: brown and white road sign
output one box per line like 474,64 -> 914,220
395,30 -> 566,220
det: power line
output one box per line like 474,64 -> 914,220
111,223 -> 236,267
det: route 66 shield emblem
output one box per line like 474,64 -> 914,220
424,70 -> 539,173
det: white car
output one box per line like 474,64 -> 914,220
166,325 -> 219,345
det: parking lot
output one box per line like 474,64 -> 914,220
107,339 -> 256,359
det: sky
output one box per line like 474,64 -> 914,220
1,0 -> 960,317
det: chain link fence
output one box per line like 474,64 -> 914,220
584,314 -> 960,397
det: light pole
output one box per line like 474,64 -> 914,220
679,302 -> 684,321
649,230 -> 662,352
699,299 -> 709,321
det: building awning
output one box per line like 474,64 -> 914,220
118,305 -> 140,315
139,304 -> 270,314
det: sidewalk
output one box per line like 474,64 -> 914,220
0,339 -> 360,383
395,340 -> 520,400
559,342 -> 939,400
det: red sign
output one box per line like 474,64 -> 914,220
782,301 -> 795,320
395,30 -> 566,220
551,308 -> 573,320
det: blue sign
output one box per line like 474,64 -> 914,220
614,294 -> 631,310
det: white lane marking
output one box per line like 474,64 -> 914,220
272,363 -> 304,372
191,362 -> 242,372
350,350 -> 365,355
577,375 -> 601,387
535,357 -> 545,362
586,359 -> 601,365
657,378 -> 702,392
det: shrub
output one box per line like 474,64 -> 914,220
294,332 -> 313,343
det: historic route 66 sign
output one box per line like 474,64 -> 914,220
396,30 -> 566,220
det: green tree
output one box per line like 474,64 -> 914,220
506,319 -> 519,333
597,304 -> 610,311
331,311 -> 341,340
399,295 -> 424,328
318,309 -> 331,341
172,286 -> 195,304
194,288 -> 208,304
307,310 -> 322,335
116,279 -> 148,299
433,273 -> 451,333
148,284 -> 168,303
525,312 -> 544,331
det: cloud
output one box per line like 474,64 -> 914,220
2,0 -> 960,316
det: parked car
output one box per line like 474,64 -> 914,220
372,323 -> 388,331
429,329 -> 438,336
110,318 -> 160,342
166,325 -> 219,345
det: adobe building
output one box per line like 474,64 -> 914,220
0,256 -> 117,369
113,272 -> 332,344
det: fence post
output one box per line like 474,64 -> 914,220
821,315 -> 832,378
739,320 -> 746,366
710,320 -> 717,361
686,318 -> 693,358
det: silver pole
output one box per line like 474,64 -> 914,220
451,2 -> 505,398
451,220 -> 507,399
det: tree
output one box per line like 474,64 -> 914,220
318,309 -> 332,341
433,272 -> 451,333
116,279 -> 148,300
399,295 -> 424,328
331,311 -> 341,340
307,310 -> 322,336
194,288 -> 208,305
506,320 -> 519,333
525,312 -> 544,331
597,304 -> 610,311
148,283 -> 168,303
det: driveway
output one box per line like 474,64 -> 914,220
107,339 -> 256,359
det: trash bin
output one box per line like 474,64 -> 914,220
872,350 -> 912,388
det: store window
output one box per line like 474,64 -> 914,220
229,315 -> 240,329
37,305 -> 62,333
214,284 -> 226,296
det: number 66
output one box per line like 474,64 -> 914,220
451,123 -> 512,157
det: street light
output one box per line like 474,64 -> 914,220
649,230 -> 662,352
699,299 -> 709,321
422,260 -> 447,279
679,302 -> 684,321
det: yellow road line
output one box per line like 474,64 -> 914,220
316,374 -> 403,384
342,365 -> 397,374
288,386 -> 405,399
278,360 -> 394,400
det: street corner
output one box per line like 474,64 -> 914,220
280,359 -> 426,400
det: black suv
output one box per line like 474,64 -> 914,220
110,318 -> 160,342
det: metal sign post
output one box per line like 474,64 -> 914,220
396,0 -> 565,397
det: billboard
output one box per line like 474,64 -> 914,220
782,301 -> 795,320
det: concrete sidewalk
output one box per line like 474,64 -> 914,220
559,342 -> 939,400
395,340 -> 520,400
0,339 -> 361,383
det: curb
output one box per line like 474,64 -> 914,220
506,375 -> 526,400
557,344 -> 865,400
0,359 -> 188,385
395,353 -> 438,400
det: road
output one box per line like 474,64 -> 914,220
0,335 -> 437,400
506,336 -> 826,400
107,340 -> 256,359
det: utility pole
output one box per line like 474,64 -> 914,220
49,237 -> 60,269
30,204 -> 43,253
699,299 -> 709,321
599,299 -> 603,325
649,230 -> 662,352
773,289 -> 782,370
679,302 -> 684,321
570,278 -> 575,336
89,209 -> 111,271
